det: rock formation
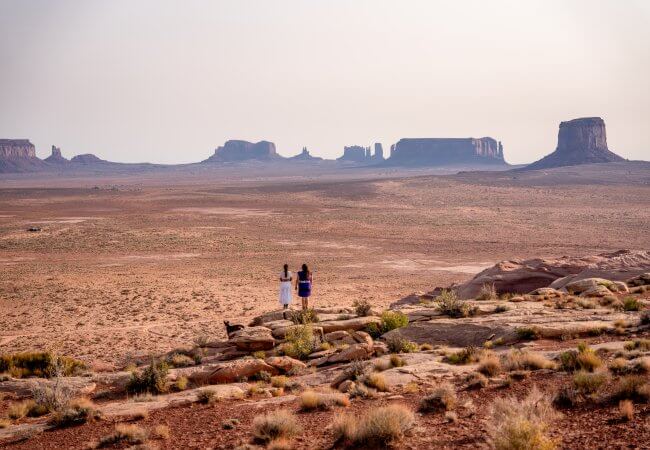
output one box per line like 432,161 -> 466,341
455,249 -> 650,299
526,117 -> 624,170
0,139 -> 47,172
204,140 -> 279,162
373,143 -> 385,161
290,147 -> 322,161
44,145 -> 69,164
388,137 -> 505,166
338,144 -> 384,163
71,153 -> 106,164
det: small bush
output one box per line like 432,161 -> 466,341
488,387 -> 558,450
478,354 -> 502,376
385,335 -> 419,354
300,390 -> 349,410
49,398 -> 101,428
553,385 -> 579,408
623,297 -> 641,311
96,424 -> 147,448
609,358 -> 629,375
516,327 -> 541,341
284,325 -> 317,360
379,311 -> 409,333
503,350 -> 554,371
559,345 -> 602,372
197,388 -> 218,404
435,290 -> 475,318
31,380 -> 74,414
353,299 -> 372,317
175,376 -> 188,391
364,373 -> 389,392
0,419 -> 9,429
288,308 -> 319,325
271,375 -> 288,388
625,339 -> 650,351
166,353 -> 195,368
252,410 -> 301,443
619,400 -> 634,421
0,352 -> 85,379
477,283 -> 498,300
335,404 -> 414,447
8,401 -> 30,420
466,372 -> 489,390
419,382 -> 456,412
389,354 -> 406,368
573,371 -> 607,395
152,424 -> 170,440
611,375 -> 650,402
252,351 -> 266,359
446,346 -> 479,365
126,360 -> 169,394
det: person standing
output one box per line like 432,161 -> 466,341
279,263 -> 292,309
295,263 -> 313,310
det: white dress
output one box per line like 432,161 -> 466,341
279,271 -> 292,306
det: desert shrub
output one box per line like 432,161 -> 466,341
353,299 -> 372,317
127,360 -> 169,394
389,354 -> 406,368
252,351 -> 266,359
271,375 -> 288,388
379,311 -> 409,333
466,372 -> 489,390
255,370 -> 272,382
288,308 -> 319,325
478,354 -> 502,376
283,325 -> 317,360
625,339 -> 650,351
166,352 -> 195,368
516,327 -> 541,341
623,297 -> 642,311
619,400 -> 634,421
573,371 -> 608,395
385,335 -> 419,354
300,390 -> 349,410
446,346 -> 479,365
611,375 -> 650,402
503,350 -> 554,371
488,387 -> 558,450
96,424 -> 148,448
197,388 -> 218,405
0,419 -> 9,428
609,357 -> 630,375
334,404 -> 414,447
363,373 -> 389,392
175,376 -> 188,391
494,304 -> 509,313
31,378 -> 75,414
435,290 -> 475,318
252,410 -> 301,443
49,398 -> 101,427
559,344 -> 602,372
0,352 -> 85,378
477,283 -> 498,300
553,385 -> 579,408
8,401 -> 31,420
151,424 -> 170,440
419,382 -> 457,412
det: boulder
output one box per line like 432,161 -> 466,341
319,316 -> 381,334
324,331 -> 351,343
528,287 -> 563,298
229,326 -> 276,351
580,285 -> 614,298
201,359 -> 279,384
456,250 -> 650,299
383,322 -> 518,348
627,273 -> 650,287
264,356 -> 306,373
312,343 -> 373,366
350,331 -> 373,347
563,278 -> 616,295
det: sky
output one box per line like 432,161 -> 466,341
1,0 -> 649,165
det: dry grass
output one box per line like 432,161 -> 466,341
271,375 -> 288,388
363,373 -> 389,392
252,410 -> 301,443
503,350 -> 554,371
197,388 -> 219,404
49,398 -> 102,427
573,371 -> 608,395
299,390 -> 350,411
488,387 -> 558,450
619,400 -> 634,421
478,354 -> 502,376
466,372 -> 489,390
151,424 -> 170,440
446,346 -> 479,365
7,401 -> 30,420
95,424 -> 148,448
559,345 -> 603,372
477,282 -> 498,300
333,404 -> 415,447
611,375 -> 650,402
419,382 -> 457,412
268,438 -> 294,450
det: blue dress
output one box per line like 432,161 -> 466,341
297,270 -> 311,298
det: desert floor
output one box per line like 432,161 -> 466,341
1,163 -> 649,368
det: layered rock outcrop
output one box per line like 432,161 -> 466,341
388,137 -> 505,166
338,145 -> 369,162
204,140 -> 279,162
0,139 -> 47,172
526,117 -> 624,170
44,145 -> 69,164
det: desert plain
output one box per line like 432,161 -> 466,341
0,162 -> 649,448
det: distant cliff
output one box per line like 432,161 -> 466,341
525,117 -> 624,170
204,140 -> 279,162
388,137 -> 505,166
0,139 -> 48,172
337,144 -> 384,163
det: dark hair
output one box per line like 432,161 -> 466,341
283,263 -> 288,278
302,263 -> 309,275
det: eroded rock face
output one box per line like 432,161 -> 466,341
0,139 -> 36,159
388,137 -> 505,166
290,147 -> 322,161
45,145 -> 69,164
204,140 -> 278,162
526,117 -> 624,169
338,145 -> 369,162
456,250 -> 650,299
229,326 -> 276,351
201,359 -> 279,384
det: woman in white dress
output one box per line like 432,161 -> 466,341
279,263 -> 293,309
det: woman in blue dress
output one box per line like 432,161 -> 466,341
295,263 -> 313,310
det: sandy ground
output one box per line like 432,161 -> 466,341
0,163 -> 649,367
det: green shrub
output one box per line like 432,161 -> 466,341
0,352 -> 85,378
623,297 -> 641,311
353,299 -> 372,317
126,360 -> 169,394
380,311 -> 409,333
49,398 -> 101,428
446,346 -> 478,365
435,290 -> 475,318
385,335 -> 419,354
573,371 -> 607,395
283,325 -> 317,360
288,308 -> 319,325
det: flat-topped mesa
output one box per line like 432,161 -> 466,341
0,139 -> 36,159
388,137 -> 505,166
45,145 -> 69,164
338,145 -> 369,162
204,140 -> 279,162
526,117 -> 625,170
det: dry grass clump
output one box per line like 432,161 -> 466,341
477,283 -> 498,300
435,290 -> 477,318
624,339 -> 650,351
573,371 -> 608,396
94,424 -> 148,448
609,357 -> 629,374
353,299 -> 372,317
7,401 -> 31,420
559,344 -> 602,372
197,388 -> 219,405
151,424 -> 170,440
446,346 -> 479,365
271,375 -> 288,388
488,387 -> 558,450
419,382 -> 457,412
363,372 -> 389,392
49,398 -> 102,427
503,350 -> 554,371
300,390 -> 350,410
126,360 -> 169,394
174,376 -> 188,391
0,352 -> 85,379
252,410 -> 301,444
332,404 -> 415,447
466,372 -> 489,390
623,296 -> 642,311
619,400 -> 634,421
0,419 -> 10,429
384,335 -> 419,354
610,375 -> 650,402
389,354 -> 406,367
478,354 -> 502,376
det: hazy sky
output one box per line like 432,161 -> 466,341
1,0 -> 648,164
